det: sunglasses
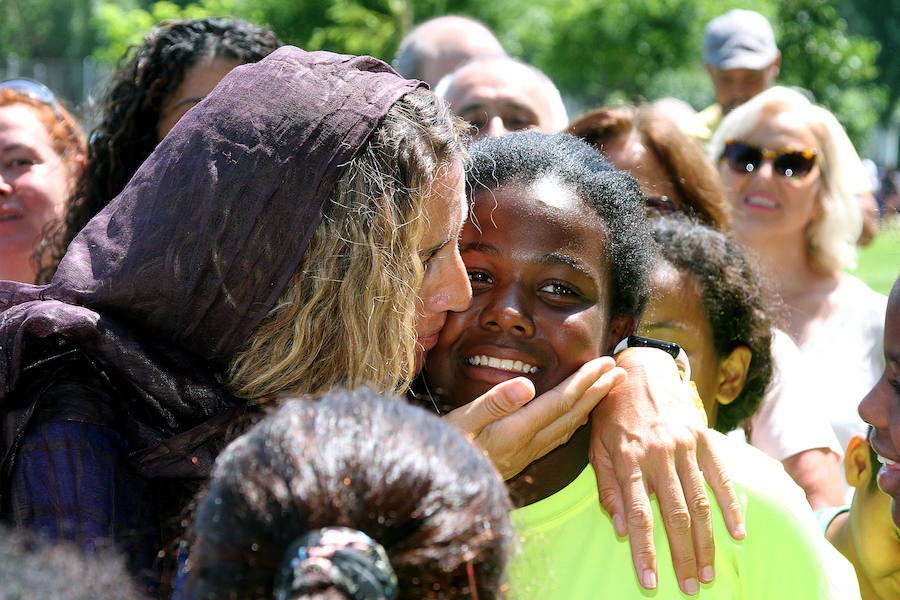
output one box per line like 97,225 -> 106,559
0,78 -> 64,121
721,140 -> 818,178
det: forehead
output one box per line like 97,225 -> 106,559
711,67 -> 767,81
423,160 -> 466,236
468,178 -> 607,266
0,104 -> 53,145
746,109 -> 817,149
647,264 -> 704,317
449,62 -> 553,121
172,58 -> 243,103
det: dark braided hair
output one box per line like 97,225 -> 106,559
466,132 -> 652,324
34,18 -> 280,283
649,215 -> 774,433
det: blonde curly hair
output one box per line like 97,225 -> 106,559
226,88 -> 467,400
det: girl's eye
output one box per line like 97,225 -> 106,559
539,282 -> 577,296
468,270 -> 492,287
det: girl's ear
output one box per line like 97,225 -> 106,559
844,435 -> 871,489
714,345 -> 752,406
604,316 -> 636,355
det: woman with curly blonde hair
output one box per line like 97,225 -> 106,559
710,85 -> 886,464
0,48 -> 474,595
0,47 -> 741,596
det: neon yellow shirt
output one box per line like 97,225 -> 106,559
507,433 -> 860,599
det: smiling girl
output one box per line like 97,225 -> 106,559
425,132 -> 860,599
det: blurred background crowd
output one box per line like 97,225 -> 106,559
1,0 -> 897,292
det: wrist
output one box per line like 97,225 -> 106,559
614,336 -> 691,381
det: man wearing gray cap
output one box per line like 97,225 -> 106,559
697,9 -> 780,142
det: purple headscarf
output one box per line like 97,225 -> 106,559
0,47 -> 423,486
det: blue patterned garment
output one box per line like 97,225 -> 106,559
6,420 -> 161,594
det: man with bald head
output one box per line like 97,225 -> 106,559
436,56 -> 568,140
393,15 -> 505,87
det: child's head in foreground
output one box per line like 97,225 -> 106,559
639,215 -> 773,432
425,131 -> 652,411
185,387 -> 513,600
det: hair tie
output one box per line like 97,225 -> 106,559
273,527 -> 398,600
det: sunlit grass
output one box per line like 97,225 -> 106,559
850,216 -> 900,296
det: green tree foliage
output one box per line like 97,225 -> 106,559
91,0 -> 251,64
0,0 -> 95,58
841,0 -> 900,125
776,0 -> 880,144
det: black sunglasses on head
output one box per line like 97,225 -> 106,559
721,139 -> 818,179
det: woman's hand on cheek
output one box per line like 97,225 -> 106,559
443,357 -> 625,480
590,347 -> 745,596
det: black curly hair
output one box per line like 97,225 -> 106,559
649,215 -> 774,433
34,18 -> 281,283
466,132 -> 652,324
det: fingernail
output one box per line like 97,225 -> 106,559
682,577 -> 699,595
734,523 -> 747,539
613,514 -> 625,536
641,569 -> 657,589
700,566 -> 714,583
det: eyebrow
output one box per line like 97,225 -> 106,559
457,101 -> 538,117
422,219 -> 465,259
538,252 -> 593,278
1,143 -> 30,153
422,238 -> 450,260
459,241 -> 501,256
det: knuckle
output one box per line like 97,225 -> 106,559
663,507 -> 692,531
597,487 -> 620,509
626,504 -> 653,526
725,499 -> 743,516
634,546 -> 656,563
716,473 -> 735,490
484,396 -> 511,419
688,496 -> 712,520
553,391 -> 575,414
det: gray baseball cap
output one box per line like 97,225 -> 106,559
704,9 -> 778,70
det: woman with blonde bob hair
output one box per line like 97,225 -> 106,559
709,85 -> 886,460
0,47 -> 741,595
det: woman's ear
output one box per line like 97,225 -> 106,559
714,345 -> 751,406
605,316 -> 636,355
844,434 -> 871,489
68,152 -> 86,184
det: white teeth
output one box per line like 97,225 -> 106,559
878,454 -> 897,467
466,354 -> 538,374
745,195 -> 777,208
